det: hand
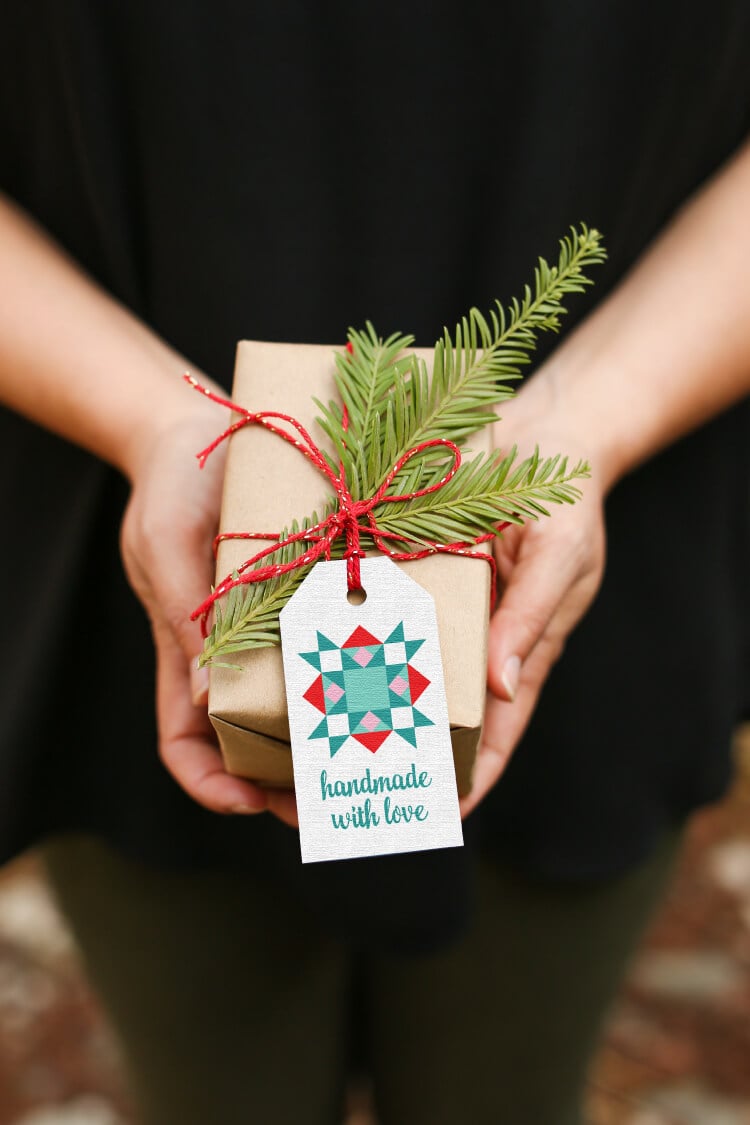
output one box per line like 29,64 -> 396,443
120,405 -> 270,816
459,415 -> 607,818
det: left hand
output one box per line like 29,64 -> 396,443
459,422 -> 607,818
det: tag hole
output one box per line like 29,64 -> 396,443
347,587 -> 367,606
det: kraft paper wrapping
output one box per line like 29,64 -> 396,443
208,340 -> 492,798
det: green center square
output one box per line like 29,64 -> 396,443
342,666 -> 390,713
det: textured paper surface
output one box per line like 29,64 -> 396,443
208,340 -> 492,795
280,558 -> 464,863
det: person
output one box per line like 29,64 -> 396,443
0,3 -> 748,1123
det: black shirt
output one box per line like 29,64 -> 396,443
1,1 -> 748,902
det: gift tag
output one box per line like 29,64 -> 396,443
279,557 -> 464,864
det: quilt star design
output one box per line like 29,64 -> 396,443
300,622 -> 433,756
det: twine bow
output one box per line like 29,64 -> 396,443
187,374 -> 505,638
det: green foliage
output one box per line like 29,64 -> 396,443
316,224 -> 605,499
200,225 -> 605,664
199,516 -> 341,664
374,450 -> 590,544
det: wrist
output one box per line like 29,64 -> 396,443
118,368 -> 228,484
493,362 -> 620,496
495,334 -> 642,496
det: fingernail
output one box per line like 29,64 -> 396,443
231,803 -> 264,815
501,654 -> 521,701
190,660 -> 209,705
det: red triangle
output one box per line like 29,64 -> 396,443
352,730 -> 391,753
343,625 -> 381,648
407,664 -> 430,703
303,674 -> 326,713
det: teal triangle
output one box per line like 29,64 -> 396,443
328,736 -> 348,756
328,695 -> 348,715
386,663 -> 408,680
309,718 -> 329,739
389,689 -> 412,707
412,708 -> 433,728
350,712 -> 385,732
397,727 -> 418,747
374,709 -> 393,727
368,646 -> 386,667
323,670 -> 345,689
342,649 -> 361,669
405,639 -> 425,660
386,622 -> 405,643
317,631 -> 338,651
300,651 -> 321,670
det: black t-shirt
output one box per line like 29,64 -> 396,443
1,1 -> 748,904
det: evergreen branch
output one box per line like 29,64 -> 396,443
373,451 -> 591,543
313,324 -> 414,482
199,513 -> 339,665
315,224 -> 605,499
200,226 -> 606,662
381,224 -> 605,488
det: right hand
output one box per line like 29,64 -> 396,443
461,462 -> 606,818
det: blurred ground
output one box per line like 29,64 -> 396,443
0,727 -> 748,1125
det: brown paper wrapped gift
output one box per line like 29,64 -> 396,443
208,340 -> 492,798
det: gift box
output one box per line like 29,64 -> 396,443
208,340 -> 492,798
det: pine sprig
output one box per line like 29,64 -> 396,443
373,451 -> 590,544
200,226 -> 606,664
316,224 -> 605,499
315,324 -> 414,481
199,515 -> 342,665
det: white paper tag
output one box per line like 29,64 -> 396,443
279,557 -> 464,864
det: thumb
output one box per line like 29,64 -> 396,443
158,575 -> 212,706
487,547 -> 569,702
137,528 -> 215,706
147,593 -> 209,706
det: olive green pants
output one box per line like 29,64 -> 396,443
41,831 -> 680,1125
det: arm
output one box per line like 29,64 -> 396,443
0,193 -> 210,477
463,138 -> 750,816
0,193 -> 268,816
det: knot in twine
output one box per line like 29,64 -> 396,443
186,375 -> 504,638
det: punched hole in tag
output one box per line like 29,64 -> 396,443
346,586 -> 367,606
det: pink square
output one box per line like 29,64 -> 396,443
389,674 -> 408,696
360,711 -> 380,732
353,647 -> 372,667
325,683 -> 344,703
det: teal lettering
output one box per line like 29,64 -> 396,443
330,799 -> 380,830
320,764 -> 433,802
384,797 -> 429,824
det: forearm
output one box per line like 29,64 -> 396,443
0,193 -> 213,481
503,138 -> 750,490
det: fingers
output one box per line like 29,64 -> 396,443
461,633 -> 560,817
190,659 -> 210,706
465,496 -> 606,814
264,788 -> 300,829
155,623 -> 268,815
488,489 -> 606,703
144,524 -> 215,675
487,538 -> 571,701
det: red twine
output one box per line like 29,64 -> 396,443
186,374 -> 508,638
